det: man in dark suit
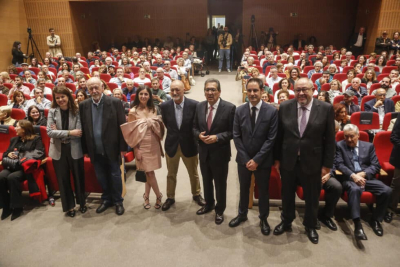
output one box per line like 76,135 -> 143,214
193,78 -> 236,224
349,27 -> 367,57
375,31 -> 391,55
80,77 -> 127,215
388,118 -> 400,222
273,78 -> 335,244
340,90 -> 360,116
160,80 -> 205,211
292,34 -> 306,50
229,78 -> 278,235
336,124 -> 392,240
364,88 -> 395,125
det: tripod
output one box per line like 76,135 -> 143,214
248,21 -> 259,51
26,30 -> 44,63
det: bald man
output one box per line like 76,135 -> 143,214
79,77 -> 127,215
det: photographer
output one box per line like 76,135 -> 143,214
47,28 -> 62,57
11,41 -> 28,66
218,26 -> 232,72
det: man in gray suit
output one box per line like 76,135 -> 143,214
229,78 -> 278,236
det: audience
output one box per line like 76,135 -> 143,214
274,78 -> 294,103
26,105 -> 48,126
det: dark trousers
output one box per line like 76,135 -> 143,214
352,46 -> 363,58
52,143 -> 85,212
389,168 -> 400,211
281,159 -> 321,229
321,177 -> 342,218
199,159 -> 229,215
0,169 -> 26,209
342,179 -> 392,222
92,153 -> 123,204
238,165 -> 271,219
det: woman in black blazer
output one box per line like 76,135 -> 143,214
11,41 -> 27,66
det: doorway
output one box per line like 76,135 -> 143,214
212,15 -> 226,28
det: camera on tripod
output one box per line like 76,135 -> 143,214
251,15 -> 255,23
27,28 -> 32,34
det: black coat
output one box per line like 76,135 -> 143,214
79,95 -> 127,163
4,136 -> 45,160
390,117 -> 400,169
193,99 -> 236,162
160,97 -> 199,158
11,48 -> 25,65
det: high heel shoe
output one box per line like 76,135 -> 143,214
143,193 -> 151,210
155,193 -> 163,209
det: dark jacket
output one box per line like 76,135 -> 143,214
193,99 -> 236,162
335,140 -> 380,181
79,95 -> 127,163
160,97 -> 199,158
233,101 -> 278,169
390,118 -> 400,169
364,98 -> 395,114
349,32 -> 367,49
12,48 -> 26,65
340,101 -> 360,115
375,37 -> 391,54
292,39 -> 306,50
4,135 -> 45,161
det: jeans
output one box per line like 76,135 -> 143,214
92,154 -> 123,204
219,49 -> 231,70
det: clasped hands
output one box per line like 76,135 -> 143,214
199,131 -> 218,144
351,172 -> 367,186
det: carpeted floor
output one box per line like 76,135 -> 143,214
1,69 -> 400,267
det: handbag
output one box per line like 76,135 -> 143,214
135,170 -> 147,183
181,75 -> 191,91
2,157 -> 20,172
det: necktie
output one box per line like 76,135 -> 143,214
352,148 -> 362,172
251,106 -> 257,131
176,104 -> 182,129
299,107 -> 307,137
207,106 -> 214,131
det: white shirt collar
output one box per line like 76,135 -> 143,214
249,100 -> 262,111
207,98 -> 221,109
174,96 -> 185,109
92,93 -> 104,106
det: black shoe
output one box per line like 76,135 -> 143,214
196,205 -> 214,215
193,195 -> 206,206
305,227 -> 319,244
228,215 -> 248,227
273,221 -> 292,235
161,198 -> 175,211
115,203 -> 125,216
1,208 -> 12,220
66,210 -> 76,217
319,216 -> 338,231
354,224 -> 368,240
79,205 -> 88,214
316,220 -> 321,230
369,219 -> 383,236
11,208 -> 23,221
215,213 -> 224,225
384,212 -> 393,223
260,219 -> 271,236
96,202 -> 111,214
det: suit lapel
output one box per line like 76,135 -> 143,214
210,99 -> 224,132
292,100 -> 300,137
303,99 -> 319,137
200,101 -> 208,130
169,100 -> 179,131
180,99 -> 189,132
252,102 -> 265,135
101,96 -> 110,137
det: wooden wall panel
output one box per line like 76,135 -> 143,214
242,0 -> 359,49
0,0 -> 28,70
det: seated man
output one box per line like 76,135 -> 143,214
18,63 -> 35,76
389,69 -> 399,90
56,77 -> 66,87
122,79 -> 136,103
112,88 -> 130,110
336,124 -> 392,240
150,78 -> 168,106
142,62 -> 152,75
30,78 -> 52,96
162,50 -> 171,61
107,65 -> 116,77
163,61 -> 178,81
109,68 -> 128,88
55,70 -> 73,85
131,52 -> 140,66
346,78 -> 367,104
311,52 -> 323,65
86,52 -> 95,65
340,90 -> 360,118
155,67 -> 172,94
262,55 -> 276,74
307,61 -> 323,79
364,88 -> 395,126
136,54 -> 146,67
24,86 -> 51,115
182,52 -> 192,74
153,55 -> 164,68
266,67 -> 282,86
371,77 -> 396,98
315,71 -> 333,92
8,76 -> 30,98
76,76 -> 89,96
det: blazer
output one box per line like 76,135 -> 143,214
274,99 -> 336,175
390,117 -> 400,169
193,98 -> 236,162
292,39 -> 306,50
233,101 -> 278,169
79,95 -> 127,163
47,107 -> 83,160
349,32 -> 367,49
160,97 -> 199,158
335,140 -> 380,181
364,98 -> 395,114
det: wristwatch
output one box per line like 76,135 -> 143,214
215,135 -> 219,142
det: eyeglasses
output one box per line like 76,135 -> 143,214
294,88 -> 310,93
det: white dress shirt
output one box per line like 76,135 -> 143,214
249,99 -> 262,122
206,98 -> 220,124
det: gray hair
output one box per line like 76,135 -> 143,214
37,78 -> 46,83
314,61 -> 323,67
113,88 -> 123,94
204,78 -> 221,92
343,124 -> 359,134
76,71 -> 84,76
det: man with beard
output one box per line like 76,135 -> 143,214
371,77 -> 396,98
159,80 -> 205,211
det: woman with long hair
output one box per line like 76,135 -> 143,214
274,78 -> 294,103
11,41 -> 27,66
342,69 -> 356,91
57,63 -> 71,76
37,71 -> 53,84
47,86 -> 86,217
318,91 -> 331,104
9,91 -> 26,109
361,70 -> 378,90
29,58 -> 41,68
327,79 -> 342,103
288,67 -> 300,87
26,105 -> 47,126
376,56 -> 386,73
75,89 -> 88,106
125,86 -> 164,209
334,103 -> 349,130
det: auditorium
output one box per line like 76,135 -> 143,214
1,0 -> 400,266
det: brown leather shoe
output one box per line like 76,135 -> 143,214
193,195 -> 206,206
161,198 -> 175,211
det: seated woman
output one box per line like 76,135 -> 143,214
124,86 -> 164,210
250,68 -> 266,84
366,52 -> 377,64
328,64 -> 338,76
0,72 -> 14,85
376,56 -> 386,73
29,58 -> 41,68
274,78 -> 294,103
317,91 -> 331,104
124,66 -> 134,80
235,62 -> 249,81
89,59 -> 101,74
261,91 -> 271,103
298,59 -> 309,72
357,55 -> 367,67
288,67 -> 300,87
354,63 -> 363,75
342,69 -> 356,91
75,89 -> 88,106
0,106 -> 16,126
174,58 -> 188,79
26,105 -> 47,126
37,71 -> 53,84
330,53 -> 340,64
334,103 -> 349,130
321,56 -> 329,68
9,91 -> 27,109
0,120 -> 45,220
57,63 -> 71,76
277,90 -> 289,104
284,63 -> 294,78
100,80 -> 112,96
361,70 -> 378,91
23,71 -> 37,86
283,56 -> 295,69
133,68 -> 151,85
327,79 -> 342,103
7,65 -> 18,76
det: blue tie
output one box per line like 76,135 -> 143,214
352,148 -> 362,172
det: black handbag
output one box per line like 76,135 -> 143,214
135,170 -> 147,183
2,157 -> 20,172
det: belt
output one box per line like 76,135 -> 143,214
61,140 -> 71,144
